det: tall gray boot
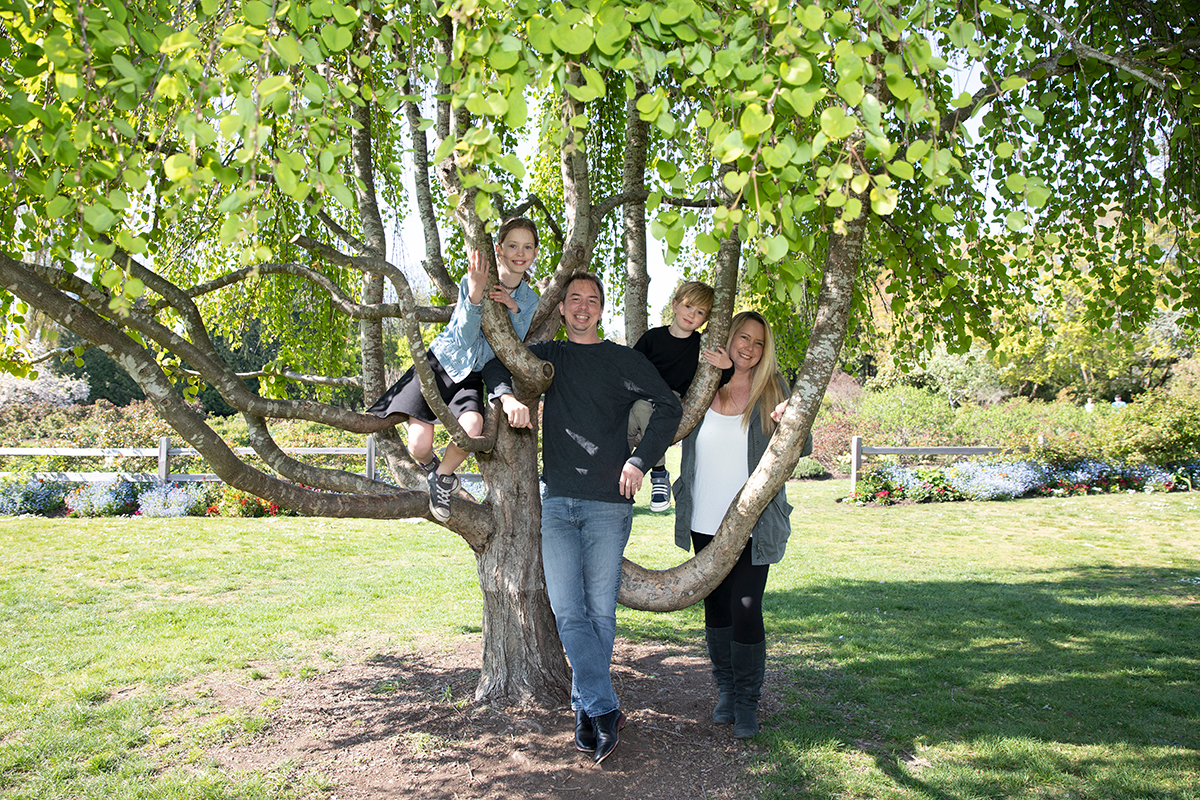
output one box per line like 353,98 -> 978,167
731,639 -> 766,738
705,626 -> 735,724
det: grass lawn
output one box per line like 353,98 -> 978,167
2,477 -> 1198,798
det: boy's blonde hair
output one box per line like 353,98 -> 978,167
672,280 -> 715,311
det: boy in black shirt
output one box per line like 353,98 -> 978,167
629,281 -> 733,511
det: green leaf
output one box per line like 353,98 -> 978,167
1005,210 -> 1027,230
322,23 -> 352,52
273,35 -> 303,66
1021,106 -> 1045,126
46,196 -> 74,218
695,232 -> 719,254
1005,173 -> 1027,193
800,4 -> 824,30
258,75 -> 291,99
527,16 -> 556,54
780,57 -> 813,85
886,74 -> 917,100
243,0 -> 270,26
164,153 -> 193,181
906,140 -> 930,163
551,16 -> 593,55
723,171 -> 749,194
995,141 -> 1016,159
432,136 -> 456,164
871,185 -> 899,215
931,204 -> 954,223
885,160 -> 914,180
859,92 -> 881,128
596,20 -> 632,55
739,104 -> 773,137
504,91 -> 528,128
762,234 -> 788,263
819,107 -> 857,139
836,80 -> 864,106
1026,184 -> 1051,209
330,1 -> 358,25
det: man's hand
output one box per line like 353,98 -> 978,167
619,462 -> 645,499
500,394 -> 533,429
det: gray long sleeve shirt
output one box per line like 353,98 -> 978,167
483,340 -> 682,504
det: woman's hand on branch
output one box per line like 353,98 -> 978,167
703,347 -> 733,370
770,399 -> 789,423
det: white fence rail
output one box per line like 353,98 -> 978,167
849,435 -> 1003,494
0,435 -> 377,484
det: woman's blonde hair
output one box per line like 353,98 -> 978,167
720,310 -> 786,434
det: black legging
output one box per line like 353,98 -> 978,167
692,532 -> 769,644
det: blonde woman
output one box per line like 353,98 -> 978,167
673,310 -> 806,737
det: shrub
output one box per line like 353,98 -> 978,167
0,478 -> 71,516
1096,388 -> 1200,465
858,386 -> 956,447
65,480 -> 141,517
137,483 -> 215,517
791,456 -> 828,479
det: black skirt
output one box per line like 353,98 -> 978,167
367,350 -> 484,425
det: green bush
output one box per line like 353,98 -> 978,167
951,397 -> 1094,448
1097,388 -> 1200,465
791,456 -> 828,479
858,386 -> 955,447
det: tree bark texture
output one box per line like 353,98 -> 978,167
473,416 -> 571,706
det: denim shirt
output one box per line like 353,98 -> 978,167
429,275 -> 539,384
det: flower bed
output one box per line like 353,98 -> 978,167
0,479 -> 296,518
851,457 -> 1200,505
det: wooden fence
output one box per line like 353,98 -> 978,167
849,435 -> 1002,494
0,436 -> 377,484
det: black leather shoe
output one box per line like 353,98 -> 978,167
593,709 -> 625,763
574,709 -> 596,752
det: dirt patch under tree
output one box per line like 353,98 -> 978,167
170,636 -> 776,799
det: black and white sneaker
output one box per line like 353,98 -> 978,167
427,471 -> 460,522
649,469 -> 671,512
418,452 -> 441,476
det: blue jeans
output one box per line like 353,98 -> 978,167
541,495 -> 632,717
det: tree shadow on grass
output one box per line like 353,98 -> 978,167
758,564 -> 1200,798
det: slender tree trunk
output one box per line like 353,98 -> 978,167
622,85 -> 650,344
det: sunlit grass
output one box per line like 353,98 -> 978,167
3,474 -> 1199,798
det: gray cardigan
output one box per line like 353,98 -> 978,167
672,377 -> 808,566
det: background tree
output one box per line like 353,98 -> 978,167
2,0 -> 1197,708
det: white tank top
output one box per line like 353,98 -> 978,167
690,408 -> 750,535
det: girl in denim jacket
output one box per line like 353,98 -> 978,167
368,217 -> 540,521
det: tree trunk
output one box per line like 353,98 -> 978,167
472,414 -> 571,705
622,86 -> 650,345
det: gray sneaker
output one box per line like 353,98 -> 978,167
427,471 -> 460,522
649,468 -> 671,512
